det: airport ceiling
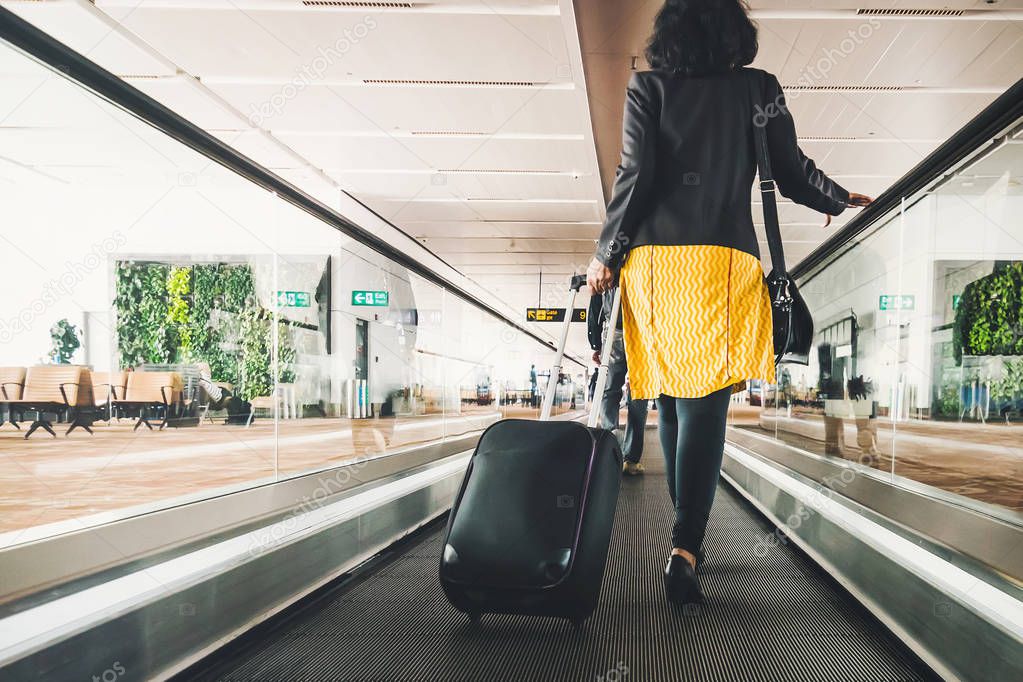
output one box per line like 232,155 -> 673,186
2,0 -> 1021,349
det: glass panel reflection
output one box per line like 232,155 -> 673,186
732,119 -> 1023,517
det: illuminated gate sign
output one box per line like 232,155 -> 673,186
526,308 -> 587,323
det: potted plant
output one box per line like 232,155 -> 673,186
49,319 -> 81,364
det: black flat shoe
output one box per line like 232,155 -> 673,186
696,547 -> 706,572
663,555 -> 703,605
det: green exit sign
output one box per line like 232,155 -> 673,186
276,291 -> 310,308
352,290 -> 389,307
879,294 -> 915,311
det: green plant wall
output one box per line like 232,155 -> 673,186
115,261 -> 172,368
115,260 -> 296,399
166,266 -> 192,360
953,262 -> 1023,363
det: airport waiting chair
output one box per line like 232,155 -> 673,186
5,365 -> 95,438
112,371 -> 182,431
0,366 -> 27,430
246,390 -> 284,427
92,370 -> 128,421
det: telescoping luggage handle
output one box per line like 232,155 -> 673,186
539,274 -> 622,429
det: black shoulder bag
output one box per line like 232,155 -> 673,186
748,73 -> 814,365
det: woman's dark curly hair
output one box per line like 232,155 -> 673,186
645,0 -> 758,75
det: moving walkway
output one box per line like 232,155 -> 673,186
178,440 -> 936,682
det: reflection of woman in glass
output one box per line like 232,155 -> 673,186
817,342 -> 846,455
586,0 -> 872,604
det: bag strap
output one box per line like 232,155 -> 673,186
746,71 -> 787,278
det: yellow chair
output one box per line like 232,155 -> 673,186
111,371 -> 182,431
6,366 -> 95,438
92,370 -> 128,420
0,366 -> 26,430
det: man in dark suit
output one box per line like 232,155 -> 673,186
588,289 -> 648,475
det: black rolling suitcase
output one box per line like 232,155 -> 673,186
439,275 -> 623,625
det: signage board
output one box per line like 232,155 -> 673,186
352,290 -> 389,307
526,308 -> 587,323
878,294 -> 915,311
276,291 -> 311,308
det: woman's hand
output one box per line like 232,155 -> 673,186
823,193 -> 874,227
847,192 -> 873,207
586,257 -> 614,294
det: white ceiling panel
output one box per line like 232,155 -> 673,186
459,264 -> 580,276
421,237 -> 593,253
0,124 -> 201,170
406,221 -> 601,239
755,17 -> 1023,87
204,84 -> 583,136
364,197 -> 602,223
443,251 -> 591,266
3,0 -> 1019,359
3,2 -> 174,77
212,129 -> 306,169
99,6 -> 570,83
277,134 -> 591,172
791,139 -> 942,175
782,91 -> 997,139
126,77 -> 247,131
327,169 -> 595,200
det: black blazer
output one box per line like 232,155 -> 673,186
595,68 -> 849,268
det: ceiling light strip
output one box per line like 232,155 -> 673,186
363,79 -> 542,88
199,76 -> 574,90
783,85 -> 1005,94
855,8 -> 964,17
749,8 -> 1023,21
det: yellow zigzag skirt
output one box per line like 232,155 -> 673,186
620,245 -> 777,400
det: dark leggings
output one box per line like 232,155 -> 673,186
657,386 -> 732,552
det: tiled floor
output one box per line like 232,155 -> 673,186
0,404 -> 578,541
749,409 -> 1023,512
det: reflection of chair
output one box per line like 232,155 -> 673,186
0,367 -> 26,430
247,389 -> 284,427
92,371 -> 128,420
112,371 -> 181,431
6,366 -> 95,438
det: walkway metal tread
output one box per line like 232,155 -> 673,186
202,445 -> 935,682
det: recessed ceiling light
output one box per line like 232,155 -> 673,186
855,8 -> 965,17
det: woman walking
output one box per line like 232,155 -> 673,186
586,0 -> 871,605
